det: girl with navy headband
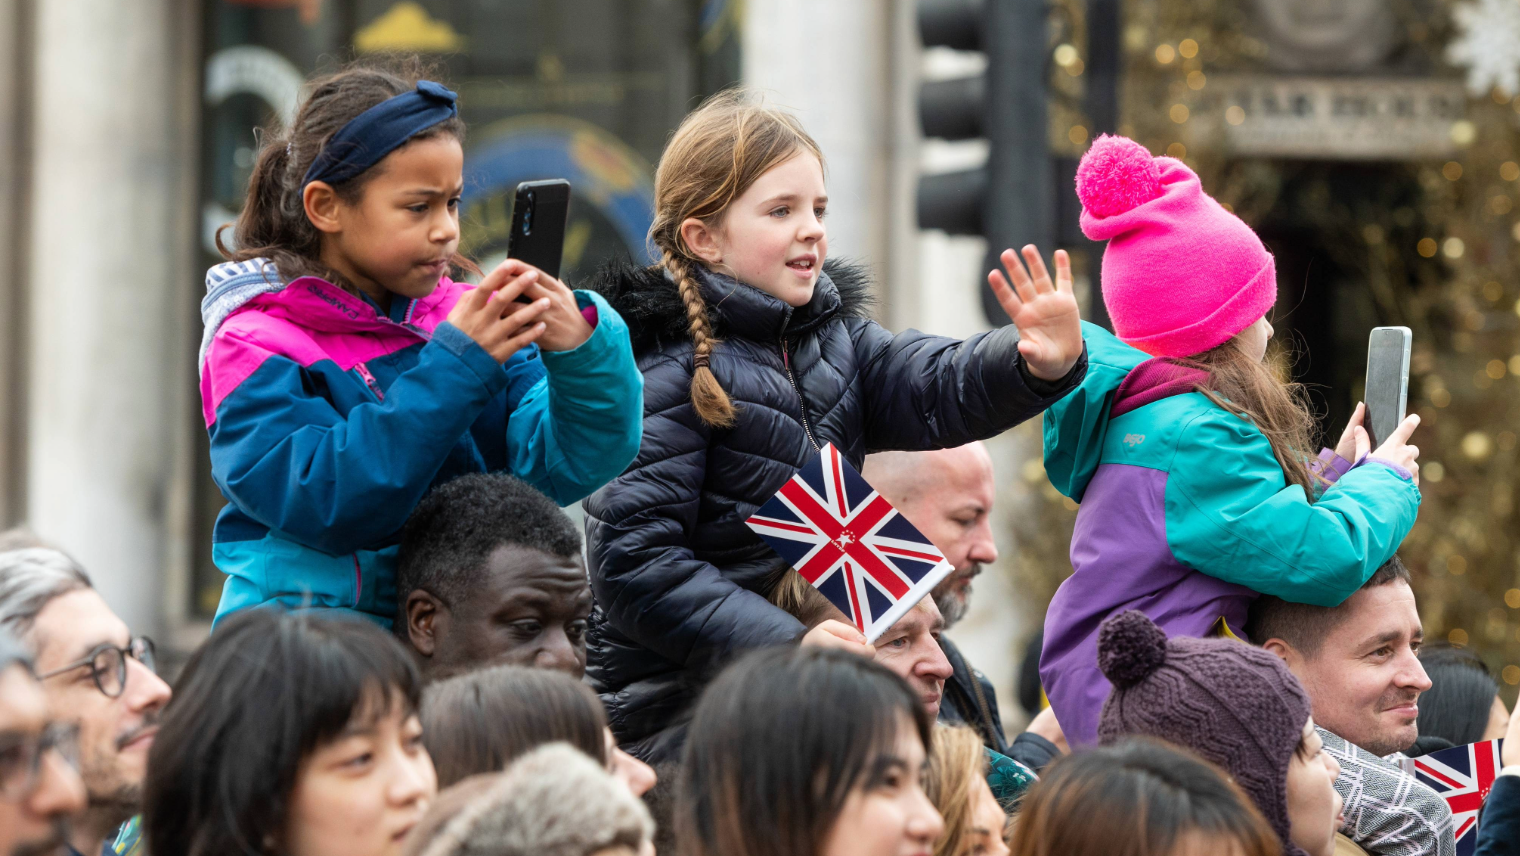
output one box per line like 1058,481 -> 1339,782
199,59 -> 643,628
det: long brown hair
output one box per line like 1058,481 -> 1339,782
219,56 -> 475,291
1187,333 -> 1322,493
419,664 -> 608,789
649,89 -> 824,427
925,726 -> 991,856
1010,739 -> 1281,856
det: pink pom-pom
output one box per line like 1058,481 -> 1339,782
1075,134 -> 1164,219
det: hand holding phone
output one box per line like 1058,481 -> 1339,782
485,259 -> 591,353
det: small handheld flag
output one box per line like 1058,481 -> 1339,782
1410,738 -> 1505,855
745,443 -> 954,644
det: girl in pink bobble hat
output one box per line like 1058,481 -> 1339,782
1038,135 -> 1425,748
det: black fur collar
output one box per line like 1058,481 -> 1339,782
582,258 -> 877,352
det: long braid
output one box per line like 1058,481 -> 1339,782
663,251 -> 735,428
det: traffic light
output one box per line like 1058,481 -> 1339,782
916,0 -> 1052,325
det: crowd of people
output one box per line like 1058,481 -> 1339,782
2,54 -> 1519,856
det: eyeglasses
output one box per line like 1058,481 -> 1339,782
37,636 -> 156,698
0,721 -> 80,801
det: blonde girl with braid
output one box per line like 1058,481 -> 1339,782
582,90 -> 1088,763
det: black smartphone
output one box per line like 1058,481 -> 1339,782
507,179 -> 571,281
1364,326 -> 1412,449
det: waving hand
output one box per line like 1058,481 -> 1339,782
988,245 -> 1084,381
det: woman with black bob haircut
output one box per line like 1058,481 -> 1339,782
143,610 -> 437,856
677,646 -> 944,856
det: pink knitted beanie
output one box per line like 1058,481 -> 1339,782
1076,135 -> 1277,358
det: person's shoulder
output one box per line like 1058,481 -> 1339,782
209,296 -> 319,362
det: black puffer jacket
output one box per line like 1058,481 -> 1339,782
582,260 -> 1086,761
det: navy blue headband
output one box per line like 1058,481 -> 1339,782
301,80 -> 459,188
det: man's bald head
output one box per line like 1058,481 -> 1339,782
863,444 -> 994,508
862,444 -> 998,628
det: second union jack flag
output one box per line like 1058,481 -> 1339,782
745,443 -> 954,643
1411,737 -> 1505,855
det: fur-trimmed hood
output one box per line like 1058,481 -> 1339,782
582,258 -> 876,353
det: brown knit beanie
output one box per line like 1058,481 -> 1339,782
1096,610 -> 1312,856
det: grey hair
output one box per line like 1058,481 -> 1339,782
418,743 -> 654,856
0,548 -> 93,643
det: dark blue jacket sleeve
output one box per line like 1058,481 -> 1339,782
1475,773 -> 1520,856
847,318 -> 1087,451
207,321 -> 508,555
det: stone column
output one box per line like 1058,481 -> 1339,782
742,0 -> 894,285
0,0 -> 29,525
23,0 -> 200,635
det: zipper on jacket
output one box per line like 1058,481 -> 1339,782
780,335 -> 821,451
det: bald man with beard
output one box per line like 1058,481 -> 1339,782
863,444 -> 1064,771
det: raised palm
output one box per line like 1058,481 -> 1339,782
988,246 -> 1084,381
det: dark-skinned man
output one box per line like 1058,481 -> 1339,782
393,472 -> 654,796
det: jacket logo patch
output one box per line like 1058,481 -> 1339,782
1123,433 -> 1145,448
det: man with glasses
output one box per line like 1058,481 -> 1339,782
0,548 -> 170,856
0,628 -> 87,856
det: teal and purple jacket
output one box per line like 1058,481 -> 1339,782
199,259 -> 643,627
1040,322 -> 1420,746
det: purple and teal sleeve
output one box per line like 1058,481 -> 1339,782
1163,409 -> 1421,607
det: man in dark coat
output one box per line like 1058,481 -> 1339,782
583,259 -> 1086,762
864,444 -> 1064,772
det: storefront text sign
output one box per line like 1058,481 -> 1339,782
1209,76 -> 1468,160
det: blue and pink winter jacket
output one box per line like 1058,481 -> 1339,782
1040,323 -> 1421,746
199,259 -> 643,626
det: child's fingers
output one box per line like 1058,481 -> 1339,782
988,268 -> 1025,313
477,258 -> 528,294
999,248 -> 1039,305
1053,249 -> 1073,293
490,270 -> 540,305
1354,425 -> 1371,461
497,321 -> 547,357
499,296 -> 550,329
1383,413 -> 1422,447
1021,245 -> 1054,294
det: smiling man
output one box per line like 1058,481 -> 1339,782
0,547 -> 171,856
1248,556 -> 1456,856
396,473 -> 592,680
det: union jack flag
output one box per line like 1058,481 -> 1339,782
745,443 -> 954,643
1411,738 -> 1505,855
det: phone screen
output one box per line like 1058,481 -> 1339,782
1364,327 -> 1411,449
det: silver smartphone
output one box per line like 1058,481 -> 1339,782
1364,327 -> 1412,449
